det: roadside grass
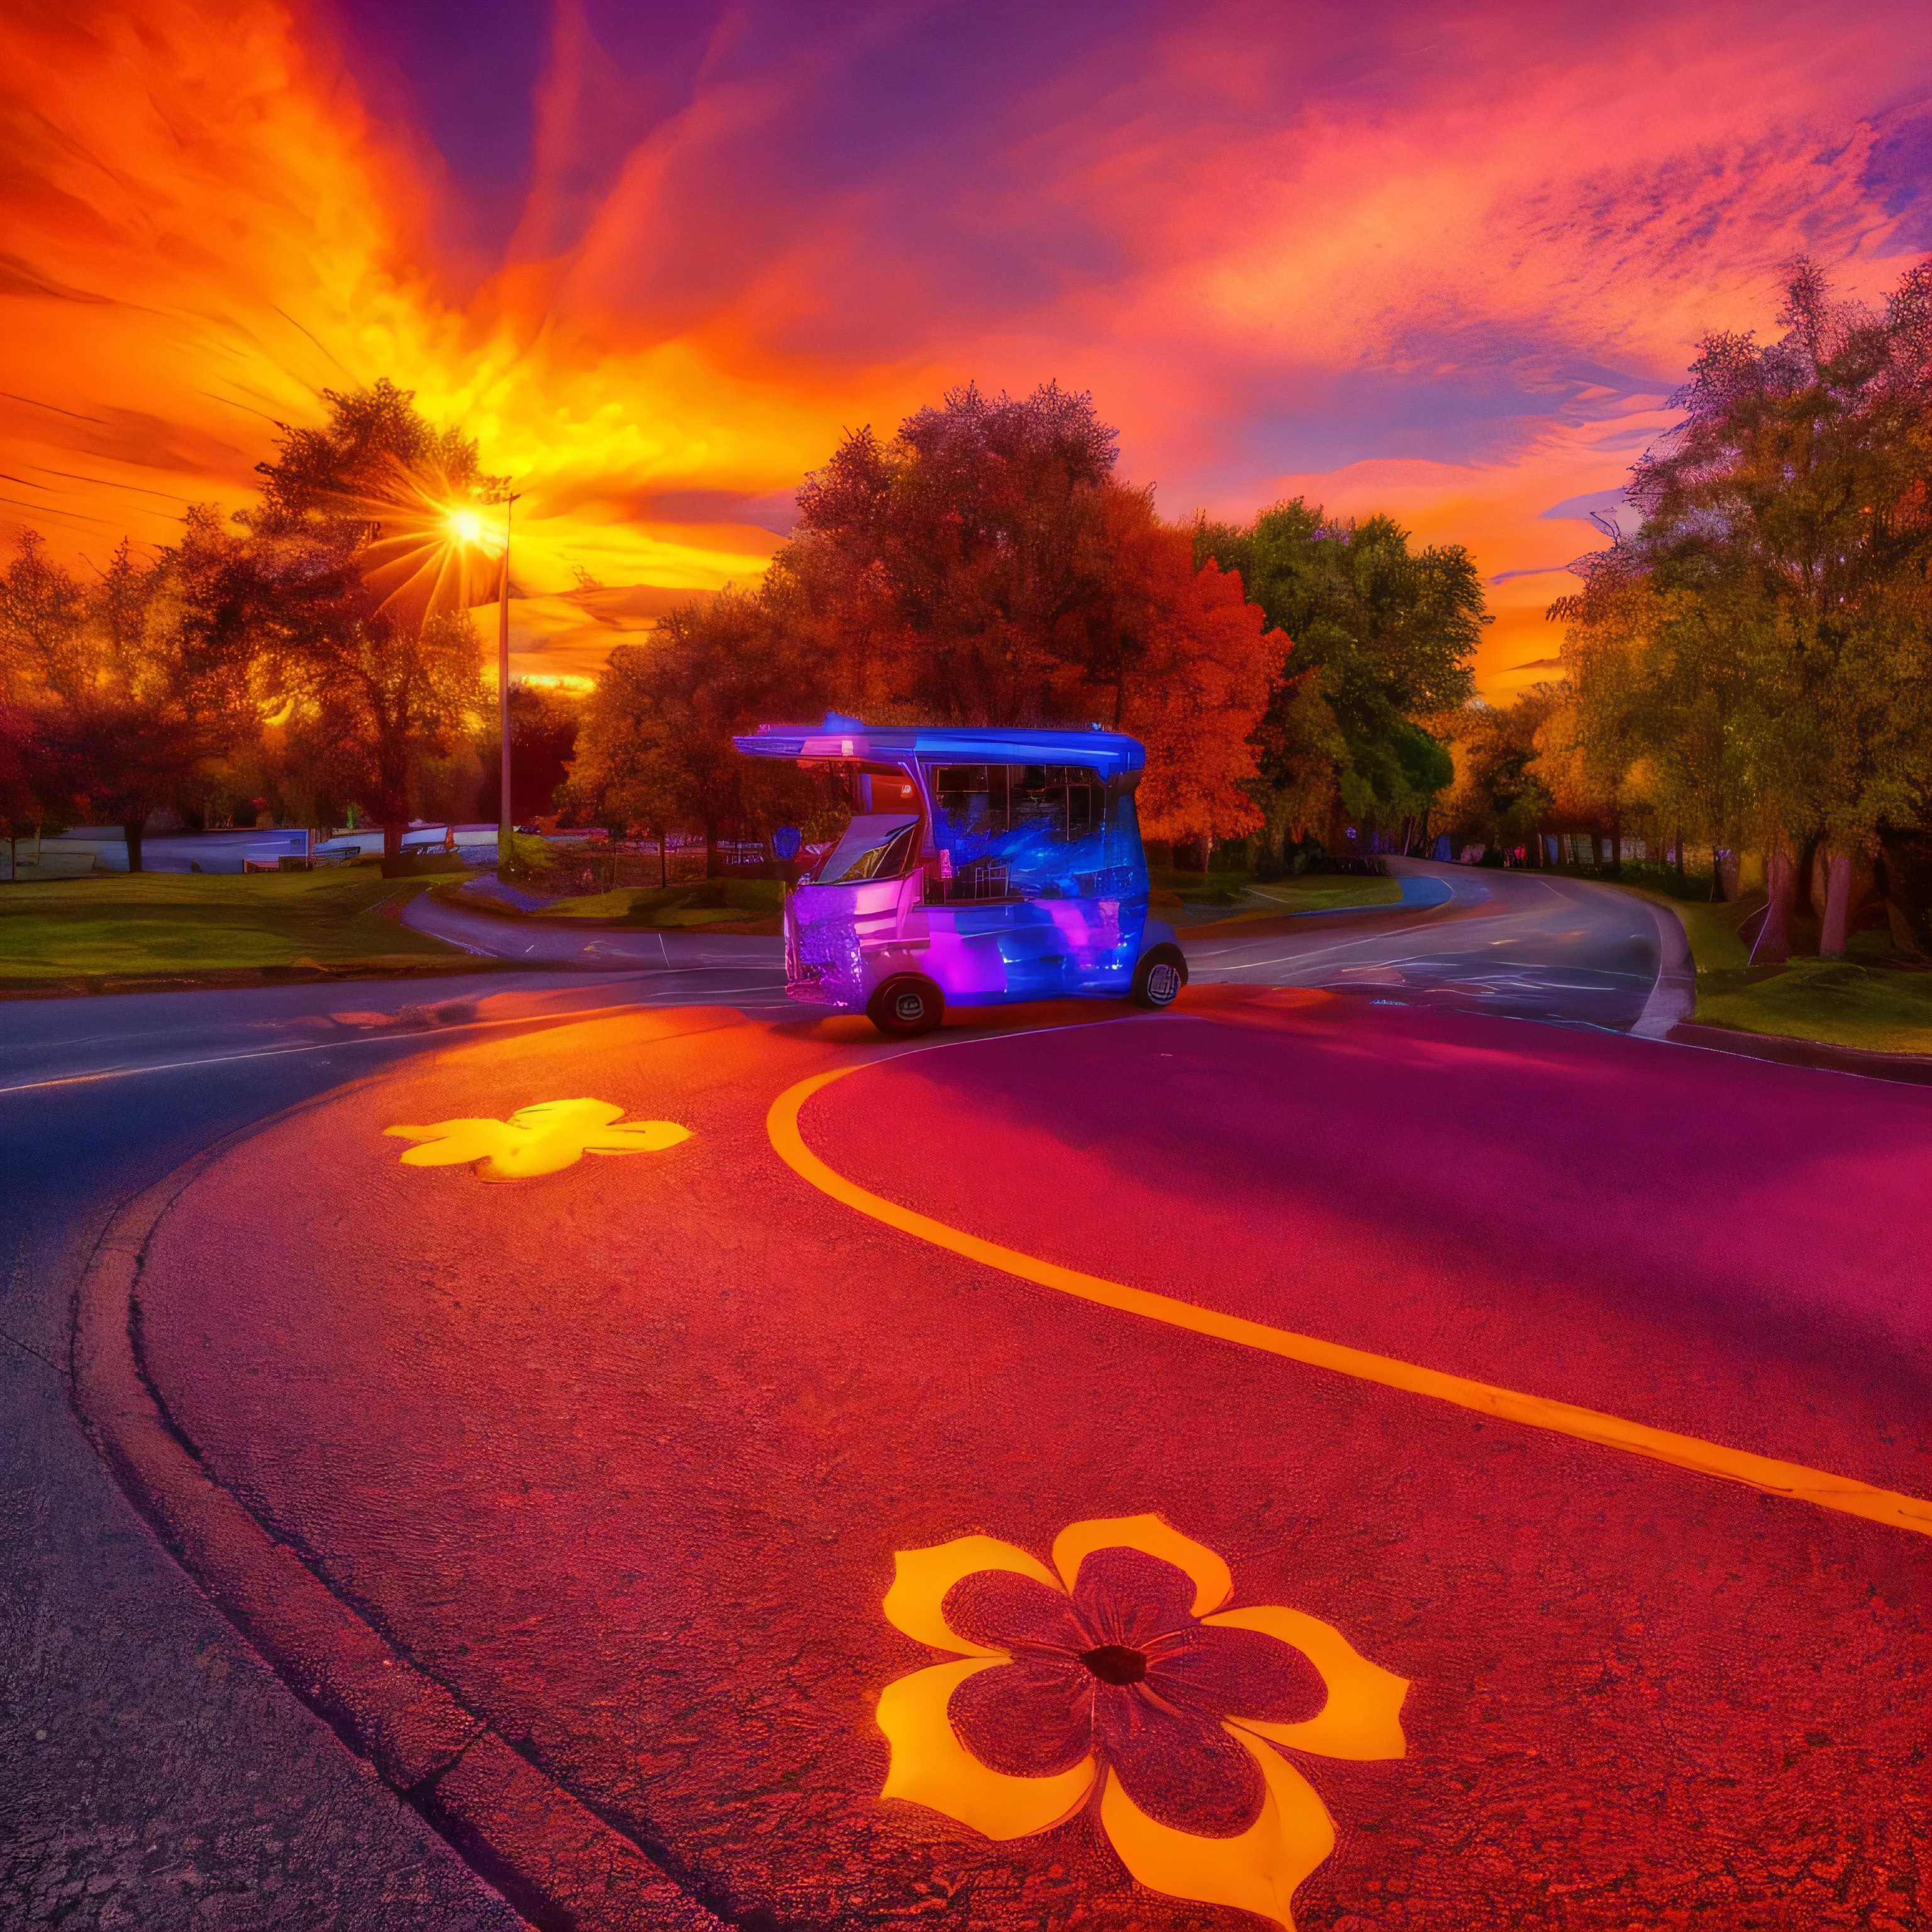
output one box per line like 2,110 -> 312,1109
1242,874 -> 1403,914
527,879 -> 784,930
1148,864 -> 1254,908
1615,880 -> 1931,1056
1149,866 -> 1400,919
0,863 -> 471,985
1693,960 -> 1932,1056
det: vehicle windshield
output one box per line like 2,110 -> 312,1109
792,760 -> 922,870
808,813 -> 921,886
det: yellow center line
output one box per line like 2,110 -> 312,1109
767,1063 -> 1931,1541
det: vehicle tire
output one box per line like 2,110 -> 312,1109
867,973 -> 945,1038
1129,943 -> 1187,1009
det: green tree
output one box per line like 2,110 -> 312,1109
476,683 -> 584,826
1194,499 -> 1482,852
776,380 -> 1124,725
1552,257 -> 1932,948
1443,689 -> 1558,858
742,382 -> 1275,854
564,590 -> 819,872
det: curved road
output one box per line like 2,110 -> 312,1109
1183,860 -> 1692,1035
8,867 -> 1917,1932
399,859 -> 1693,1038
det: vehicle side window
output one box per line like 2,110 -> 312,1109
924,764 -> 1104,845
1008,765 -> 1104,843
927,764 -> 1004,838
860,764 -> 922,815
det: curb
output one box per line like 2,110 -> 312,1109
1630,898 -> 1697,1039
72,1150 -> 728,1932
1663,1019 -> 1932,1085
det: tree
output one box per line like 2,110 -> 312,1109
777,380 -> 1124,726
0,526 -> 252,869
564,589 -> 819,872
1195,500 -> 1481,850
477,683 -> 585,825
1097,506 -> 1272,852
0,699 -> 50,877
240,380 -> 496,857
1440,689 -> 1558,859
1248,670 -> 1344,855
1550,257 -> 1932,948
750,382 -> 1275,854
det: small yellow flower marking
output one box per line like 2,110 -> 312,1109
384,1098 -> 690,1181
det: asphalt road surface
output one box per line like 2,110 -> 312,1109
1181,860 -> 1686,1033
402,860 -> 1689,1040
4,872 -> 1921,1932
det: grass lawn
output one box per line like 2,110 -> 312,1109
526,879 -> 785,930
0,863 -> 475,987
1692,960 -> 1932,1056
1241,874 -> 1403,914
1614,881 -> 1931,1056
1149,866 -> 1401,921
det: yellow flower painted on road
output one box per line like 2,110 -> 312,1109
384,1098 -> 690,1181
877,1514 -> 1407,1931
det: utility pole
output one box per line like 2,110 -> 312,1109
497,492 -> 521,870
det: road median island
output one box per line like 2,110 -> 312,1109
435,874 -> 784,935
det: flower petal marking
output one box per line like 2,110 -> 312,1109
882,1535 -> 1062,1656
1050,1514 -> 1232,1616
1097,1726 -> 1333,1931
1204,1604 -> 1409,1760
385,1098 -> 690,1181
1071,1546 -> 1199,1650
1093,1679 -> 1268,1837
878,1658 -> 1096,1840
948,1655 -> 1094,1779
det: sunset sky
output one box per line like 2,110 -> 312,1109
3,1 -> 1928,692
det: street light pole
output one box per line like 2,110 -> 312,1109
496,492 -> 521,870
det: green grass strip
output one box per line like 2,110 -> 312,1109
0,864 -> 465,980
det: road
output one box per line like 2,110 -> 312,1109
3,870 -> 1918,1932
402,860 -> 1692,1040
0,968 -> 786,1929
1181,860 -> 1690,1035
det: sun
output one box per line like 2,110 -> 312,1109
445,506 -> 487,547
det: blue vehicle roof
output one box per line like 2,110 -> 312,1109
733,715 -> 1146,778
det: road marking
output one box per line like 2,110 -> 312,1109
767,1061 -> 1932,1541
0,1000 -> 719,1096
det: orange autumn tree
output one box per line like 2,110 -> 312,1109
570,384 -> 1275,855
1087,494 -> 1275,857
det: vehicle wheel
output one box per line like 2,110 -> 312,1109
867,973 -> 945,1038
1130,943 -> 1187,1009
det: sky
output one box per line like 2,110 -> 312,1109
3,0 -> 1928,693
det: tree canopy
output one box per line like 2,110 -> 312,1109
0,518 -> 256,866
1194,499 -> 1482,848
571,382 -> 1278,857
239,379 -> 496,854
1543,257 -> 1932,941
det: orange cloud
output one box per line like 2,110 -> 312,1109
3,1 -> 1926,699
